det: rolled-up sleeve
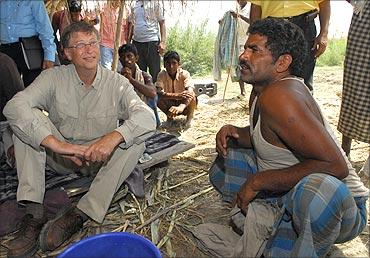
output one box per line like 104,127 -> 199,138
32,2 -> 56,62
3,70 -> 54,150
115,80 -> 156,149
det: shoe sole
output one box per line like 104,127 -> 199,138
39,206 -> 73,252
7,239 -> 39,258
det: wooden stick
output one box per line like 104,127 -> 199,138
157,210 -> 177,248
130,192 -> 145,224
111,0 -> 125,72
133,186 -> 213,232
159,172 -> 208,193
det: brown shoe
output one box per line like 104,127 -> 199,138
39,206 -> 83,252
7,214 -> 46,258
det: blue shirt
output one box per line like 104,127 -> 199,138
0,0 -> 56,62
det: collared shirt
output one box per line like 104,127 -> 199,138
0,0 -> 56,62
129,0 -> 165,42
3,64 -> 156,151
100,3 -> 130,49
251,0 -> 324,18
156,68 -> 194,94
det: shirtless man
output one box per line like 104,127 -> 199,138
204,18 -> 368,257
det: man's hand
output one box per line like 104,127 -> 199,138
84,131 -> 124,163
121,67 -> 133,80
41,135 -> 89,166
216,125 -> 239,157
42,60 -> 54,70
230,11 -> 238,19
235,175 -> 259,213
180,90 -> 194,101
313,33 -> 328,58
157,41 -> 166,55
168,104 -> 186,118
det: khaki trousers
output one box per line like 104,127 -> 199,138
14,109 -> 145,223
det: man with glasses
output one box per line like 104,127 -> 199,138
3,21 -> 156,257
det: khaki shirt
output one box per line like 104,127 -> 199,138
156,68 -> 193,94
3,64 -> 156,150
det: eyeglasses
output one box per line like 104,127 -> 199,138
66,40 -> 99,50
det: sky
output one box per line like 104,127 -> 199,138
164,1 -> 353,38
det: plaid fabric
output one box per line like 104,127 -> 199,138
265,174 -> 368,257
209,146 -> 257,202
338,1 -> 370,143
209,149 -> 368,257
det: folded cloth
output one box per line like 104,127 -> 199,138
192,200 -> 282,258
125,166 -> 145,198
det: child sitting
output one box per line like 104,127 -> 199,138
156,51 -> 196,128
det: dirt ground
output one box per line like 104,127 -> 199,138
0,67 -> 368,258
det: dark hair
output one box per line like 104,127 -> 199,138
163,51 -> 180,63
248,18 -> 307,77
61,21 -> 99,48
118,43 -> 138,57
68,0 -> 82,12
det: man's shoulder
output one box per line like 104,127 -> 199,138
178,68 -> 191,78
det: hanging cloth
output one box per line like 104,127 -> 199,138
213,11 -> 238,81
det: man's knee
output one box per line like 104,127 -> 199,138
287,173 -> 351,226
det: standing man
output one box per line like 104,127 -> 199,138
338,0 -> 369,159
3,21 -> 155,257
194,18 -> 368,257
129,0 -> 166,82
100,0 -> 131,70
249,0 -> 330,92
0,0 -> 56,86
231,0 -> 250,98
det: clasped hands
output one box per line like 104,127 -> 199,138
43,131 -> 123,167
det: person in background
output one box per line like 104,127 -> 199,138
3,21 -> 155,258
231,0 -> 251,98
156,51 -> 196,128
100,0 -> 130,70
129,0 -> 166,82
0,53 -> 24,167
0,0 -> 56,86
338,0 -> 369,162
118,43 -> 161,127
52,0 -> 84,64
250,0 -> 331,92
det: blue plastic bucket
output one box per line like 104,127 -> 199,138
58,232 -> 162,258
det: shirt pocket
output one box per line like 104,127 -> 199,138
54,99 -> 79,139
87,105 -> 118,137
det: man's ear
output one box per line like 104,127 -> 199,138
275,54 -> 292,73
135,55 -> 139,63
64,48 -> 72,61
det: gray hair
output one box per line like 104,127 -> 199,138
60,21 -> 100,49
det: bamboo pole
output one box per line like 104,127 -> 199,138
111,0 -> 125,72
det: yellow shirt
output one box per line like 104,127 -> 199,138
251,0 -> 324,18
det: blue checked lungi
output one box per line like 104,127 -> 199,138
209,148 -> 368,257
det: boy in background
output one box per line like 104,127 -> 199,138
118,43 -> 160,127
156,51 -> 196,128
